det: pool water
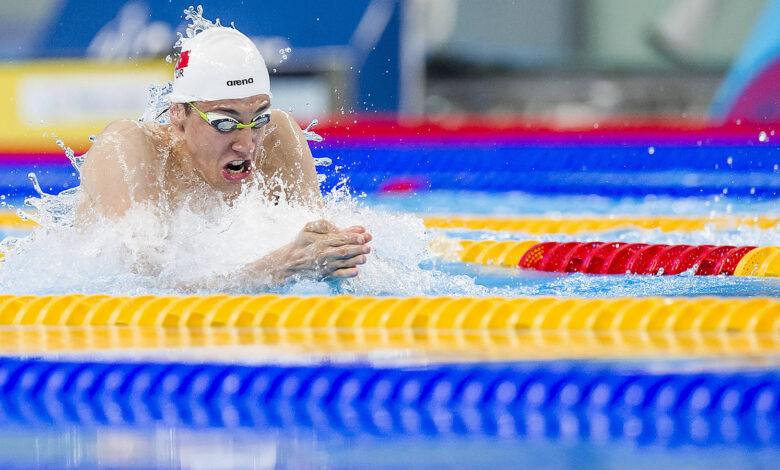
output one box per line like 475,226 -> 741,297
2,425 -> 780,470
0,185 -> 778,470
362,191 -> 780,216
1,191 -> 777,298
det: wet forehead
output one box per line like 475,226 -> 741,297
198,94 -> 271,115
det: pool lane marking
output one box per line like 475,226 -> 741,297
432,238 -> 780,277
424,215 -> 780,234
1,211 -> 779,234
0,211 -> 36,229
1,208 -> 777,276
0,294 -> 779,334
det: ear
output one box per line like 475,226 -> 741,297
169,103 -> 187,132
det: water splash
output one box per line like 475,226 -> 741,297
24,169 -> 80,228
174,5 -> 224,50
302,119 -> 324,142
278,46 -> 292,63
54,137 -> 84,173
139,82 -> 173,124
303,119 -> 329,181
21,136 -> 84,229
0,182 -> 486,296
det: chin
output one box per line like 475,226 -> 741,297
220,181 -> 245,195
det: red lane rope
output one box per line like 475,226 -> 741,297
518,241 -> 757,276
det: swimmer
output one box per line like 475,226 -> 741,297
76,27 -> 371,284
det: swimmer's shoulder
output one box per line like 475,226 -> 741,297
89,120 -> 168,164
270,108 -> 290,120
267,108 -> 297,132
261,109 -> 309,146
78,121 -> 158,217
83,120 -> 167,183
96,120 -> 162,149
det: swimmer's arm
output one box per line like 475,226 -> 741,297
235,220 -> 372,286
257,109 -> 322,205
183,221 -> 369,290
76,120 -> 158,222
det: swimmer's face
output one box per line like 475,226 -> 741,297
171,94 -> 270,193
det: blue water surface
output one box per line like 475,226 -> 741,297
2,191 -> 779,298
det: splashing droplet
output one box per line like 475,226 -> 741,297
139,82 -> 173,124
15,209 -> 30,222
313,157 -> 332,167
173,6 -> 224,52
27,172 -> 48,197
302,119 -> 323,142
54,137 -> 83,173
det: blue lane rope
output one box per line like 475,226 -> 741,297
315,145 -> 779,173
3,143 -> 779,199
0,358 -> 778,446
314,145 -> 780,195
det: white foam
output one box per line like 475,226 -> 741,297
0,181 -> 487,297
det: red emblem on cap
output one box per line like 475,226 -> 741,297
175,50 -> 190,70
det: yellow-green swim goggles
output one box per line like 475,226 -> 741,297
188,102 -> 271,132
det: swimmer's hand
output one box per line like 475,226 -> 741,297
246,219 -> 372,285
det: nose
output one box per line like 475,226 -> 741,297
231,128 -> 256,156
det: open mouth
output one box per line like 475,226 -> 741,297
222,159 -> 252,181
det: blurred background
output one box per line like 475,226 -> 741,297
0,0 -> 777,156
0,4 -> 778,468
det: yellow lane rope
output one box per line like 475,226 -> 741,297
2,211 -> 779,234
429,238 -> 539,267
0,211 -> 35,229
424,215 -> 780,234
1,325 -> 779,359
734,246 -> 780,276
0,294 -> 778,333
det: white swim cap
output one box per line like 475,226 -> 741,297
169,27 -> 271,103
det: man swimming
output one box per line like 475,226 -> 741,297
76,26 -> 371,285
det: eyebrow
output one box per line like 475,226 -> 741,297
209,104 -> 271,118
209,107 -> 240,117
